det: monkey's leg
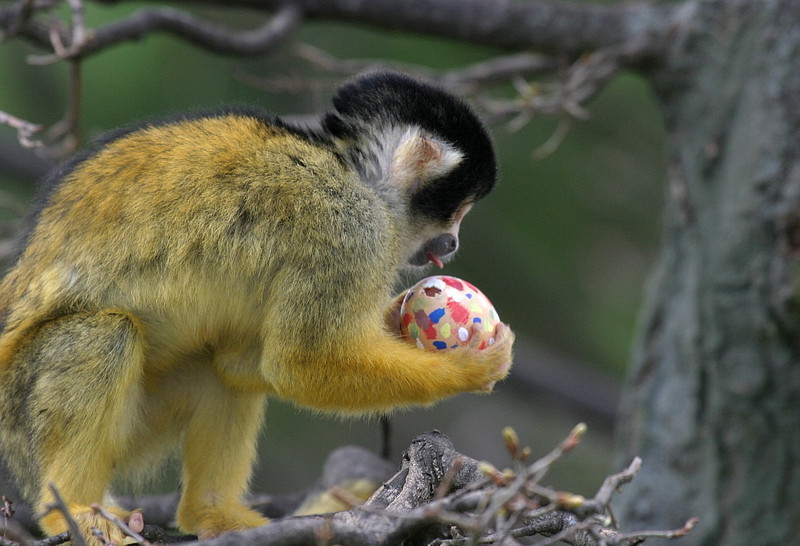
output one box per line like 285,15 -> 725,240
23,310 -> 146,544
175,375 -> 268,538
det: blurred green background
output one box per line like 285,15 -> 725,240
0,3 -> 666,498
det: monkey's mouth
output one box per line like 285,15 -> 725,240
408,234 -> 458,268
427,253 -> 445,268
407,249 -> 446,268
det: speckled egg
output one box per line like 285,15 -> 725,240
399,275 -> 500,351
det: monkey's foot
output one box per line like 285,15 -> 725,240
39,503 -> 142,545
178,502 -> 269,539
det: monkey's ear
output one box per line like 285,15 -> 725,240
390,133 -> 463,190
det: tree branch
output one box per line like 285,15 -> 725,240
0,0 -> 691,158
162,0 -> 678,64
169,430 -> 692,546
2,0 -> 682,66
4,431 -> 694,545
0,110 -> 42,149
87,4 -> 301,57
0,2 -> 301,59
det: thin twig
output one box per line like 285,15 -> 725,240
528,423 -> 587,481
40,483 -> 87,546
477,43 -> 628,127
532,118 -> 572,160
27,0 -> 88,64
91,504 -> 150,545
615,517 -> 700,542
595,457 -> 642,507
293,44 -> 559,95
0,109 -> 43,148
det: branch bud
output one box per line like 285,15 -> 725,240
502,426 -> 520,458
478,461 -> 508,485
556,492 -> 586,510
562,423 -> 587,452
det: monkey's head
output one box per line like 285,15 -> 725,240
321,72 -> 497,270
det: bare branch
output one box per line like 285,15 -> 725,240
159,0 -> 678,64
294,44 -> 560,92
477,44 -> 627,122
1,0 -> 686,70
43,59 -> 82,156
34,0 -> 88,61
437,53 -> 559,95
0,0 -> 685,162
0,109 -> 43,149
10,432 -> 691,546
85,5 -> 301,57
172,430 -> 693,546
0,3 -> 301,59
616,518 -> 700,543
594,457 -> 642,508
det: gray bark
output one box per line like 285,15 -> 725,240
615,0 -> 800,543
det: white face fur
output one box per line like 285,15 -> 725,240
345,121 -> 471,269
382,126 -> 471,269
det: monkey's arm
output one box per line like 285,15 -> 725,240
264,319 -> 513,414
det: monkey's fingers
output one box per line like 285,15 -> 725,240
472,323 -> 513,392
466,321 -> 501,351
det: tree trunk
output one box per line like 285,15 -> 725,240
615,0 -> 800,543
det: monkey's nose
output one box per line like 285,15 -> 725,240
442,234 -> 457,253
427,233 -> 458,267
438,233 -> 458,256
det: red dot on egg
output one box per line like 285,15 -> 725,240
442,277 -> 464,290
447,300 -> 470,325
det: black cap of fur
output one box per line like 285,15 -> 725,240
323,72 -> 497,223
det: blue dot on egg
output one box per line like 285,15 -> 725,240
429,308 -> 446,324
433,341 -> 447,350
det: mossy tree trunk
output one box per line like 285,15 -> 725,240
615,1 -> 800,543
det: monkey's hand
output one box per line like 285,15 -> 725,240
39,503 -> 142,546
458,322 -> 514,393
383,293 -> 514,393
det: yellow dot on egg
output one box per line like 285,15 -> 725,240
439,323 -> 451,339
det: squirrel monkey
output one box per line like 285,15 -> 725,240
0,72 -> 514,542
